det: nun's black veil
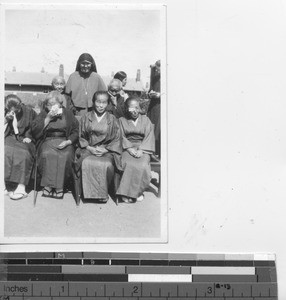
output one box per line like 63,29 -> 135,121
75,53 -> 97,73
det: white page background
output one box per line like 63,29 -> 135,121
1,0 -> 286,298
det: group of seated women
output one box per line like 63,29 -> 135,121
4,89 -> 155,204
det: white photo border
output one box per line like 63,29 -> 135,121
0,2 -> 168,244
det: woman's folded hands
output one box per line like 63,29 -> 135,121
57,140 -> 72,149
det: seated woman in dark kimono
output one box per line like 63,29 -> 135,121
74,91 -> 121,203
31,91 -> 79,199
116,96 -> 155,203
4,94 -> 37,200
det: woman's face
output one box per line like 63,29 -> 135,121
46,98 -> 61,111
128,100 -> 140,120
108,83 -> 121,97
79,60 -> 92,74
7,102 -> 22,115
52,79 -> 65,93
94,94 -> 108,115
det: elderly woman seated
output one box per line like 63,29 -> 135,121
4,94 -> 37,200
74,91 -> 122,203
116,96 -> 155,203
31,91 -> 79,199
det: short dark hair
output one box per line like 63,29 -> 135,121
92,91 -> 109,104
114,71 -> 127,82
5,94 -> 22,111
124,95 -> 140,111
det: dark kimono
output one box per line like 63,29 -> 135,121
62,93 -> 76,113
5,105 -> 37,185
31,108 -> 79,189
147,70 -> 160,155
106,95 -> 125,119
74,111 -> 121,199
116,114 -> 155,199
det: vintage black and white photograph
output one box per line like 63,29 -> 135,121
0,3 -> 167,243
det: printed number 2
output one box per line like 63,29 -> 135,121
207,287 -> 212,294
133,286 -> 139,294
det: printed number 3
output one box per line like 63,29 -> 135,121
207,287 -> 212,294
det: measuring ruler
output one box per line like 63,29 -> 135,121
0,252 -> 277,299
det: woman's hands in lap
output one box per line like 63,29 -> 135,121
57,140 -> 72,150
23,138 -> 32,144
127,148 -> 143,158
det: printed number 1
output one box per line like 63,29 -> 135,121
61,286 -> 64,293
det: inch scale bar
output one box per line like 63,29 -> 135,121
0,252 -> 278,300
0,281 -> 278,299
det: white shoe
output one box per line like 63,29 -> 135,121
137,195 -> 144,202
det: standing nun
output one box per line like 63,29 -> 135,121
65,53 -> 107,117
